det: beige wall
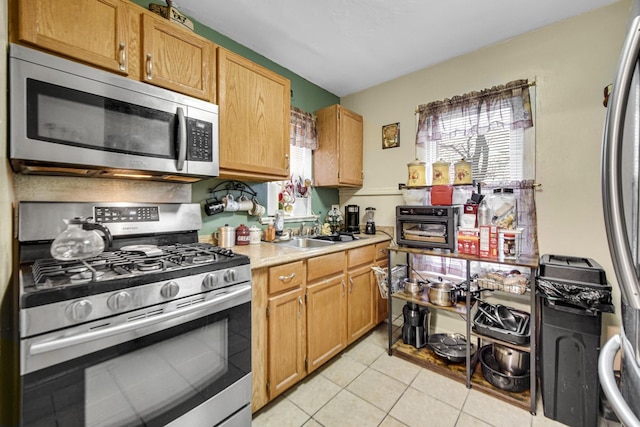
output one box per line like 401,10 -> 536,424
341,0 -> 631,332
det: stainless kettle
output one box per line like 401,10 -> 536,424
50,217 -> 113,261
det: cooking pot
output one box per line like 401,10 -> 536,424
493,344 -> 530,376
50,217 -> 112,261
480,345 -> 530,392
427,281 -> 458,306
403,278 -> 424,295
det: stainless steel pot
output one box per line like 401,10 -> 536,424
403,278 -> 423,295
427,281 -> 457,306
493,343 -> 530,376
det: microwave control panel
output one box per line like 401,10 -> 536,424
187,118 -> 213,162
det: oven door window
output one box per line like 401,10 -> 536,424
400,221 -> 448,244
21,302 -> 250,427
26,79 -> 177,159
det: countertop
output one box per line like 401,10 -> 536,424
200,231 -> 392,269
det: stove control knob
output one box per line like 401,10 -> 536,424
224,269 -> 237,283
161,281 -> 180,298
107,291 -> 132,312
202,273 -> 219,290
66,299 -> 93,322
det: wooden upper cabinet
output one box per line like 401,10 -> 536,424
217,47 -> 291,181
141,14 -> 215,102
14,0 -> 129,74
314,104 -> 364,187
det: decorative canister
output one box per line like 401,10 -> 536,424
454,159 -> 472,185
432,160 -> 450,185
235,224 -> 250,245
407,160 -> 426,187
214,225 -> 235,248
249,225 -> 262,244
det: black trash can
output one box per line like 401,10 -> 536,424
537,254 -> 613,427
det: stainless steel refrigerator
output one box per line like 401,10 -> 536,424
601,1 -> 640,425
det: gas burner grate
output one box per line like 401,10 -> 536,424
29,243 -> 235,287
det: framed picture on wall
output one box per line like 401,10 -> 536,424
382,123 -> 400,149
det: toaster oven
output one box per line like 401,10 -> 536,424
396,205 -> 459,251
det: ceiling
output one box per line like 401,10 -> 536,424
176,0 -> 619,97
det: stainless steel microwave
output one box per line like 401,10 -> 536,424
9,44 -> 219,182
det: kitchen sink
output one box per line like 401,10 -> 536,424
274,237 -> 336,249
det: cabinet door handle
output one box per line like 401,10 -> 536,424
298,296 -> 303,318
146,53 -> 153,80
341,279 -> 346,297
349,277 -> 354,293
285,154 -> 290,171
278,272 -> 296,282
119,42 -> 126,71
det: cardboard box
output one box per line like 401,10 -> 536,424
479,225 -> 498,258
457,229 -> 479,256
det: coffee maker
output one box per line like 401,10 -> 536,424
402,303 -> 429,348
364,207 -> 376,235
345,205 -> 360,233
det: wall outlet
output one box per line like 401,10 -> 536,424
331,204 -> 340,211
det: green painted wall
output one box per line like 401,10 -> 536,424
130,1 -> 340,237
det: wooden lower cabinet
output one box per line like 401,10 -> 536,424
346,263 -> 375,343
266,261 -> 305,400
306,252 -> 347,373
267,286 -> 306,399
346,245 -> 376,344
252,241 -> 390,413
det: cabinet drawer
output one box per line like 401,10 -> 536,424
269,261 -> 305,294
375,242 -> 389,262
347,245 -> 375,269
307,252 -> 345,282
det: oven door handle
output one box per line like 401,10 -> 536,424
29,284 -> 251,356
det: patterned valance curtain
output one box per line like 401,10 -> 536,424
416,79 -> 534,147
290,107 -> 318,150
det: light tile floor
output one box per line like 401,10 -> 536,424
252,318 -> 623,427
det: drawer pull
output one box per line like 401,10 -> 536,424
278,272 -> 296,282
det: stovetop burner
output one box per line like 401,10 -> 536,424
22,242 -> 247,302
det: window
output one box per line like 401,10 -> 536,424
416,79 -> 535,185
265,107 -> 317,219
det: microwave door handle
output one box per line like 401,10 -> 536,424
176,106 -> 187,171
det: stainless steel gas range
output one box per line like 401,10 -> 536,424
14,202 -> 252,427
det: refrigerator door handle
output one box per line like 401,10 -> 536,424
599,334 -> 640,427
602,15 -> 640,310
